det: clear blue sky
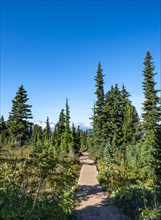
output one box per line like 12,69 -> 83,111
1,0 -> 160,125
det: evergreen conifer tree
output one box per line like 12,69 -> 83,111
142,51 -> 161,131
76,126 -> 81,151
0,116 -> 8,143
103,86 -> 114,140
8,85 -> 32,146
65,98 -> 70,134
32,124 -> 43,144
103,85 -> 123,147
111,85 -> 123,148
122,102 -> 139,146
102,84 -> 139,163
52,109 -> 65,149
0,116 -> 6,132
44,116 -> 51,141
71,123 -> 78,154
121,84 -> 131,107
141,50 -> 161,183
93,62 -> 105,135
121,85 -> 139,146
60,99 -> 72,154
56,109 -> 65,135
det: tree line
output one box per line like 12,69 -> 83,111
0,90 -> 87,156
88,50 -> 161,219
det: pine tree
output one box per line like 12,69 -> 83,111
60,99 -> 72,154
0,116 -> 6,132
8,85 -> 32,146
52,109 -> 65,149
93,62 -> 105,135
141,50 -> 161,183
32,124 -> 43,144
122,102 -> 139,146
102,86 -> 114,140
56,109 -> 65,135
65,98 -> 70,134
71,123 -> 78,154
76,125 -> 81,151
0,116 -> 8,144
44,116 -> 51,141
121,85 -> 139,146
121,84 -> 130,108
102,83 -> 139,164
142,51 -> 161,130
103,85 -> 123,147
111,85 -> 124,148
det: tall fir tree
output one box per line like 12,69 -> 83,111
56,109 -> 65,135
142,51 -> 161,130
103,86 -> 114,140
44,116 -> 51,141
121,85 -> 139,146
110,85 -> 123,148
65,98 -> 70,134
52,109 -> 65,148
0,116 -> 6,132
122,102 -> 139,146
71,123 -> 78,154
0,116 -> 8,144
103,85 -> 123,147
141,50 -> 161,183
102,84 -> 139,163
76,125 -> 81,151
93,62 -> 105,135
8,85 -> 32,146
121,84 -> 131,107
32,124 -> 43,144
60,99 -> 72,154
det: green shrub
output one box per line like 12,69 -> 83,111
97,163 -> 128,192
125,143 -> 155,182
0,147 -> 79,220
110,185 -> 161,220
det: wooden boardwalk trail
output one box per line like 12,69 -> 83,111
75,152 -> 129,220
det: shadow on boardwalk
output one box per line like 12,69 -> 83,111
75,204 -> 130,220
75,184 -> 130,220
75,152 -> 130,220
76,184 -> 105,203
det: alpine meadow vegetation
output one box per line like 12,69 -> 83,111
0,87 -> 83,219
0,51 -> 161,219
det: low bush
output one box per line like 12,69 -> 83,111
110,185 -> 161,220
0,147 -> 80,220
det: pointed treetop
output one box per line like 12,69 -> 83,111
65,98 -> 71,133
143,50 -> 155,70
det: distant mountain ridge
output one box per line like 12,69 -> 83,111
34,120 -> 55,130
33,120 -> 91,131
74,122 -> 92,130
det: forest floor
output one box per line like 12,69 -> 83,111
75,152 -> 130,220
